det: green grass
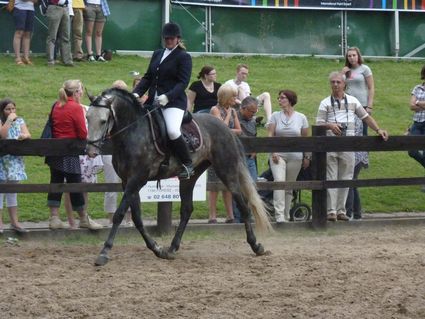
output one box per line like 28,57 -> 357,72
0,54 -> 424,223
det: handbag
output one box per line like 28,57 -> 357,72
40,102 -> 56,139
6,0 -> 15,12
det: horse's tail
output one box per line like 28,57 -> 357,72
236,146 -> 274,234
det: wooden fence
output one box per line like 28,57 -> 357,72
1,126 -> 425,232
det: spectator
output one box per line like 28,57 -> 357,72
208,84 -> 242,224
102,79 -> 133,226
407,65 -> 425,171
112,79 -> 127,90
224,63 -> 272,124
233,96 -> 259,223
132,22 -> 193,180
64,97 -> 103,229
71,0 -> 85,61
46,0 -> 74,66
316,71 -> 388,222
12,0 -> 36,65
46,79 -> 102,230
268,90 -> 309,223
346,116 -> 368,220
187,65 -> 221,113
130,75 -> 148,104
0,98 -> 31,233
84,0 -> 110,62
342,47 -> 375,135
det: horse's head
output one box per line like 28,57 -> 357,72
86,94 -> 115,158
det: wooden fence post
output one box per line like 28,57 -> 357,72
157,202 -> 173,235
311,125 -> 327,229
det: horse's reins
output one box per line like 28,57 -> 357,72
86,98 -> 162,150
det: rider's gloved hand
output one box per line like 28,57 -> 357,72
157,94 -> 169,106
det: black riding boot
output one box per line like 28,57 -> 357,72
169,136 -> 194,179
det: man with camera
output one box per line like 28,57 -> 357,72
316,71 -> 388,222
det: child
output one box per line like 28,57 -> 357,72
0,98 -> 31,233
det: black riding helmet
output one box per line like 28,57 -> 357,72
162,22 -> 182,38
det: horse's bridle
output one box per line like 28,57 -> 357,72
86,94 -> 162,151
86,95 -> 115,151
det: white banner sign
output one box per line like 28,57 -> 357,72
139,172 -> 207,202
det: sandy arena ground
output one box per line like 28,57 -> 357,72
1,225 -> 425,319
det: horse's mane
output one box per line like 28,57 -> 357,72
102,87 -> 145,115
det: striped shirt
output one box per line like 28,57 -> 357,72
316,93 -> 368,136
411,84 -> 425,122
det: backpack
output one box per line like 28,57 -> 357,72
39,0 -> 49,16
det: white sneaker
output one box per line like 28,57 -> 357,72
275,214 -> 286,224
96,55 -> 107,62
49,216 -> 69,229
79,215 -> 103,230
87,55 -> 96,62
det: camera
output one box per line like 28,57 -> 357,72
339,123 -> 347,136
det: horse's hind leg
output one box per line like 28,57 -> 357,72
215,163 -> 266,256
233,192 -> 265,255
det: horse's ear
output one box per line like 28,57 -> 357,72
109,98 -> 117,118
85,88 -> 96,103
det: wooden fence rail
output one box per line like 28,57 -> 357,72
1,126 -> 425,230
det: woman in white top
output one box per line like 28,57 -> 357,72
342,47 -> 375,135
268,90 -> 309,223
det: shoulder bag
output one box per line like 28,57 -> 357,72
40,101 -> 56,139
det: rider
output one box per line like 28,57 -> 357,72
132,22 -> 194,179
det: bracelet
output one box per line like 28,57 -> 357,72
375,128 -> 381,133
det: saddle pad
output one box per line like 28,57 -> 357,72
181,120 -> 203,152
148,113 -> 203,155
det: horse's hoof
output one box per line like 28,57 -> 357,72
254,243 -> 266,256
166,248 -> 176,260
155,248 -> 176,260
94,254 -> 109,266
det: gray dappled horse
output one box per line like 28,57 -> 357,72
86,88 -> 272,266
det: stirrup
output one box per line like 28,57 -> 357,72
178,164 -> 194,180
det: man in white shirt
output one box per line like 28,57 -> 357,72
316,71 -> 388,222
225,64 -> 272,124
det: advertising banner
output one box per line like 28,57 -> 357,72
172,0 -> 425,11
139,172 -> 207,202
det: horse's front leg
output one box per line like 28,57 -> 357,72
95,190 -> 132,266
128,193 -> 165,258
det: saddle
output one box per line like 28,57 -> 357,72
144,105 -> 203,156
